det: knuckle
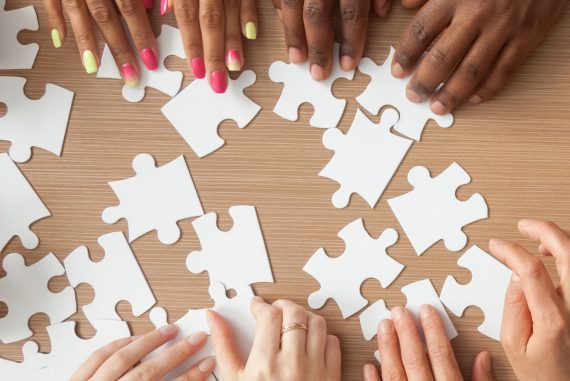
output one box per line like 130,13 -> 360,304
309,46 -> 327,65
107,351 -> 130,370
341,3 -> 361,23
171,340 -> 194,357
225,32 -> 242,44
548,314 -> 568,337
262,305 -> 282,321
116,0 -> 140,17
427,46 -> 450,69
200,5 -> 224,28
224,0 -> 239,9
409,19 -> 428,43
282,0 -> 301,9
521,257 -> 546,278
383,368 -> 405,381
304,1 -> 327,24
459,61 -> 481,82
89,1 -> 114,24
402,352 -> 426,371
174,0 -> 199,23
63,0 -> 81,10
427,344 -> 451,362
132,363 -> 158,381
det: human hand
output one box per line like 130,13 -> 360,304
489,219 -> 570,381
162,0 -> 257,93
45,0 -> 158,86
70,324 -> 215,381
209,297 -> 341,380
363,305 -> 495,381
392,0 -> 569,114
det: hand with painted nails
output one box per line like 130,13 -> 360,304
392,0 -> 569,114
363,305 -> 495,381
44,0 -> 158,86
70,324 -> 216,381
489,219 -> 570,381
209,297 -> 341,381
162,0 -> 257,93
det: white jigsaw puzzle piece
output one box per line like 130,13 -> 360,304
0,153 -> 50,251
64,231 -> 156,328
187,205 -> 274,290
269,43 -> 355,128
98,24 -> 186,102
0,342 -> 50,381
320,108 -> 413,208
304,219 -> 404,318
388,162 -> 488,255
102,153 -> 203,244
161,70 -> 261,158
0,0 -> 39,69
0,77 -> 74,163
440,246 -> 512,341
0,253 -> 76,343
357,47 -> 454,141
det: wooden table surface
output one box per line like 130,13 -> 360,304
2,0 -> 570,379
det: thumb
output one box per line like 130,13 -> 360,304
471,351 -> 496,381
207,309 -> 244,378
500,275 -> 532,353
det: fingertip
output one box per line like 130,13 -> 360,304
391,62 -> 405,78
363,363 -> 380,380
198,356 -> 216,374
340,55 -> 355,71
430,100 -> 448,115
468,94 -> 484,105
310,64 -> 328,81
289,47 -> 306,64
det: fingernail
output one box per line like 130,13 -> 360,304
379,319 -> 392,334
310,64 -> 327,81
340,55 -> 355,71
511,273 -> 520,282
363,364 -> 375,378
252,295 -> 264,302
431,101 -> 447,115
226,49 -> 242,72
288,47 -> 304,64
392,62 -> 405,77
191,57 -> 206,79
245,21 -> 257,40
419,304 -> 433,319
120,63 -> 138,87
211,71 -> 227,94
198,357 -> 216,373
140,48 -> 158,70
131,335 -> 141,341
206,309 -> 214,328
160,324 -> 178,336
406,88 -> 423,103
480,351 -> 492,372
144,0 -> 153,9
469,95 -> 483,105
391,306 -> 405,322
51,29 -> 62,49
82,50 -> 98,74
489,238 -> 505,247
518,219 -> 531,227
160,0 -> 171,15
187,331 -> 207,345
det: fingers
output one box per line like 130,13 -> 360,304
339,0 -> 370,71
281,0 -> 308,63
471,352 -> 496,381
303,0 -> 334,80
44,0 -> 67,48
173,0 -> 206,79
377,319 -> 407,381
499,274 -> 532,356
200,0 -> 228,93
63,0 -> 100,73
250,296 -> 282,356
391,306 -> 434,381
306,312 -> 327,359
207,309 -> 244,378
401,0 -> 428,9
324,334 -> 341,379
224,0 -> 244,72
240,0 -> 257,40
172,357 -> 217,381
363,363 -> 381,381
273,299 -> 308,357
70,337 -> 134,381
419,305 -> 462,380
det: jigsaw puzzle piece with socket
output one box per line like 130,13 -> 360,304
64,231 -> 156,327
320,108 -> 413,209
0,77 -> 74,163
187,205 -> 274,290
440,246 -> 511,341
0,342 -> 51,380
0,253 -> 76,343
303,219 -> 404,318
27,320 -> 131,381
161,70 -> 261,158
357,47 -> 454,141
269,43 -> 355,128
97,24 -> 185,102
103,153 -> 203,244
0,0 -> 39,69
388,162 -> 488,256
0,153 -> 50,251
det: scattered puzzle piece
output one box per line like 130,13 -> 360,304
64,231 -> 156,327
440,246 -> 511,341
388,162 -> 488,255
161,70 -> 261,158
0,77 -> 74,163
103,153 -> 203,244
304,219 -> 404,318
357,47 -> 454,141
97,24 -> 185,102
269,43 -> 355,128
0,153 -> 50,251
187,205 -> 274,290
0,253 -> 76,343
0,0 -> 39,69
320,108 -> 413,208
0,342 -> 50,381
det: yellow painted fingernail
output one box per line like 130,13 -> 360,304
82,50 -> 98,74
51,29 -> 62,49
245,22 -> 257,40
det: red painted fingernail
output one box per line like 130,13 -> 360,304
140,48 -> 158,70
226,49 -> 242,72
160,0 -> 171,15
191,58 -> 205,79
211,71 -> 227,94
120,63 -> 138,87
144,0 -> 153,9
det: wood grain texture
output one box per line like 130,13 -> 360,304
1,0 -> 570,379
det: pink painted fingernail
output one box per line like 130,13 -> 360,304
120,63 -> 138,87
160,0 -> 170,15
140,48 -> 158,70
191,57 -> 206,79
144,0 -> 153,9
226,49 -> 242,72
211,71 -> 227,94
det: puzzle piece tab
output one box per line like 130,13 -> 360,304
0,342 -> 50,381
0,153 -> 50,251
0,77 -> 74,163
388,162 -> 488,255
161,70 -> 261,157
357,47 -> 454,141
64,231 -> 156,327
103,153 -> 203,244
269,43 -> 355,128
304,219 -> 404,318
440,246 -> 511,341
0,0 -> 39,69
0,253 -> 76,343
320,108 -> 413,208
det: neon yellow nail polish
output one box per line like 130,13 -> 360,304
51,29 -> 62,49
245,22 -> 257,40
82,50 -> 98,74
